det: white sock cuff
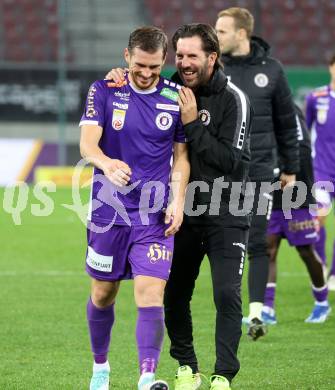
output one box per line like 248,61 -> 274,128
266,283 -> 276,288
312,284 -> 328,292
315,300 -> 329,306
93,361 -> 110,372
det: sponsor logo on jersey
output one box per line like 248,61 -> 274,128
156,112 -> 173,130
86,85 -> 97,118
317,107 -> 328,124
114,91 -> 130,101
254,73 -> 269,88
113,101 -> 128,110
147,243 -> 172,264
156,103 -> 179,111
198,109 -> 211,126
112,109 -> 126,130
160,88 -> 179,102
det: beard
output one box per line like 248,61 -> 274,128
178,58 -> 210,88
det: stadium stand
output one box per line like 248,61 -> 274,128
1,0 -> 59,62
143,0 -> 334,65
0,0 -> 146,66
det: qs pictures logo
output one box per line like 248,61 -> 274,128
147,243 -> 172,264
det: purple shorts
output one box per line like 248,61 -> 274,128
85,222 -> 174,281
314,170 -> 335,209
267,208 -> 319,246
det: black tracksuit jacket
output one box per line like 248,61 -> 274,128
221,36 -> 299,181
172,67 -> 253,228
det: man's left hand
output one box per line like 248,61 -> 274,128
280,173 -> 296,190
164,199 -> 184,237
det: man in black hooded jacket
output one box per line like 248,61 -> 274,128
215,7 -> 299,340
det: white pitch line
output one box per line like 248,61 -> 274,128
0,270 -> 86,277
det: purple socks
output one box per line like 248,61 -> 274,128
87,298 -> 115,364
312,284 -> 328,303
264,283 -> 276,309
315,226 -> 326,265
87,301 -> 164,373
136,306 -> 164,374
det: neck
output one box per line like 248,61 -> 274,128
231,40 -> 250,56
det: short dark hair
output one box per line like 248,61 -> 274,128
217,7 -> 254,39
172,23 -> 222,68
329,53 -> 335,66
128,26 -> 168,59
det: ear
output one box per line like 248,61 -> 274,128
208,52 -> 218,67
124,48 -> 130,64
237,28 -> 247,40
161,55 -> 167,68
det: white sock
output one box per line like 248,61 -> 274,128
315,300 -> 329,307
138,372 -> 155,385
249,302 -> 263,320
262,305 -> 275,316
93,361 -> 110,373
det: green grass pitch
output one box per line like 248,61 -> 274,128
0,187 -> 334,389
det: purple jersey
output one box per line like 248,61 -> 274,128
80,76 -> 185,226
305,85 -> 335,178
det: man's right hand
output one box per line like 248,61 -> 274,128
104,68 -> 128,85
101,158 -> 132,186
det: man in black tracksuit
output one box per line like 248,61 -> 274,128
215,7 -> 299,339
164,24 -> 253,389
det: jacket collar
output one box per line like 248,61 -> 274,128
221,36 -> 271,66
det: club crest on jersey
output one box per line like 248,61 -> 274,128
317,108 -> 328,124
156,112 -> 173,130
112,109 -> 126,130
198,109 -> 211,126
254,73 -> 269,88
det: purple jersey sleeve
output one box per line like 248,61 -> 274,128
305,93 -> 316,130
79,80 -> 106,127
174,117 -> 186,143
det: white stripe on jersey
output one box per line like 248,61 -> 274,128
79,120 -> 99,127
228,80 -> 248,150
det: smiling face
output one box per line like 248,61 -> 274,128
175,36 -> 217,89
125,47 -> 165,90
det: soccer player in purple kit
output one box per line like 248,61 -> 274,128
263,105 -> 331,324
79,26 -> 190,390
305,53 -> 335,291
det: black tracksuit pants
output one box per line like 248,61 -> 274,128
247,180 -> 273,303
164,223 -> 249,382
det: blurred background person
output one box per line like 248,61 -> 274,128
263,105 -> 330,325
305,53 -> 335,291
215,7 -> 299,340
